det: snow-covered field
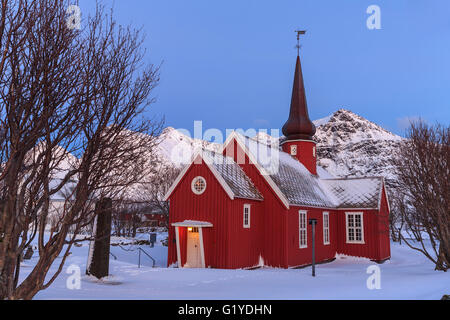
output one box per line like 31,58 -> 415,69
19,233 -> 449,300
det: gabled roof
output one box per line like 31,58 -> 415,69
165,132 -> 388,211
240,135 -> 335,208
222,132 -> 291,208
320,177 -> 385,210
163,149 -> 263,202
202,150 -> 263,201
223,132 -> 387,210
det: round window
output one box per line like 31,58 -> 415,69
191,176 -> 206,195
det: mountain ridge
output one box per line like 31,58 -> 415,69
157,109 -> 403,191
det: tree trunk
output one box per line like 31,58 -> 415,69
86,198 -> 113,279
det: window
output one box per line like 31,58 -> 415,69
191,176 -> 206,195
323,212 -> 330,245
299,210 -> 307,248
243,204 -> 251,228
346,212 -> 364,243
290,145 -> 297,156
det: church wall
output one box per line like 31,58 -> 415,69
223,139 -> 289,268
227,198 -> 264,269
335,209 -> 383,260
167,160 -> 233,268
286,206 -> 337,267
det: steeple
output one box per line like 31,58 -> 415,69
281,54 -> 316,141
281,31 -> 317,175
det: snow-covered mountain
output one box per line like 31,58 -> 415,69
156,127 -> 221,167
313,109 -> 403,190
156,109 -> 404,191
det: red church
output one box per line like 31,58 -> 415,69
164,47 -> 391,269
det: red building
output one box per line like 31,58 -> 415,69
164,50 -> 391,269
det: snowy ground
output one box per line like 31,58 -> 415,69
19,233 -> 449,300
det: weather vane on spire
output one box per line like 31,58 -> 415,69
295,30 -> 306,56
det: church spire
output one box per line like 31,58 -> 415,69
282,30 -> 316,141
281,31 -> 317,175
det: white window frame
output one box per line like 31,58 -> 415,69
299,210 -> 307,248
191,176 -> 207,195
290,145 -> 297,156
345,212 -> 365,244
323,211 -> 330,245
243,204 -> 251,228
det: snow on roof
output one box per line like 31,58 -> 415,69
239,135 -> 336,208
235,133 -> 383,209
320,177 -> 383,209
202,150 -> 263,201
171,220 -> 213,227
316,166 -> 335,179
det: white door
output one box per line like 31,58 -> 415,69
185,227 -> 201,268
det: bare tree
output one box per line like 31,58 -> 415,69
389,189 -> 405,244
392,121 -> 449,271
0,0 -> 162,299
139,165 -> 180,229
111,200 -> 146,237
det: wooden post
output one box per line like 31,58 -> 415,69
86,198 -> 112,279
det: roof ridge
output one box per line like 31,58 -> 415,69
200,148 -> 235,161
321,176 -> 384,181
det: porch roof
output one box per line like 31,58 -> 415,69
171,220 -> 213,227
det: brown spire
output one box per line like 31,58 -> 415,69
282,54 -> 316,140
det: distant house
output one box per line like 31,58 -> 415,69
164,52 -> 390,269
116,202 -> 167,228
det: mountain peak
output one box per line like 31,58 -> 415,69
156,109 -> 403,184
315,109 -> 402,145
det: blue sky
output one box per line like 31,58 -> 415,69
79,0 -> 450,136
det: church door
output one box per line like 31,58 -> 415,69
185,227 -> 201,268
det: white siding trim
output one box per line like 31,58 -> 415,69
199,227 -> 206,268
163,151 -> 236,201
222,132 -> 290,209
378,178 -> 391,213
163,159 -> 193,201
280,139 -> 318,145
203,156 -> 236,200
175,226 -> 181,267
